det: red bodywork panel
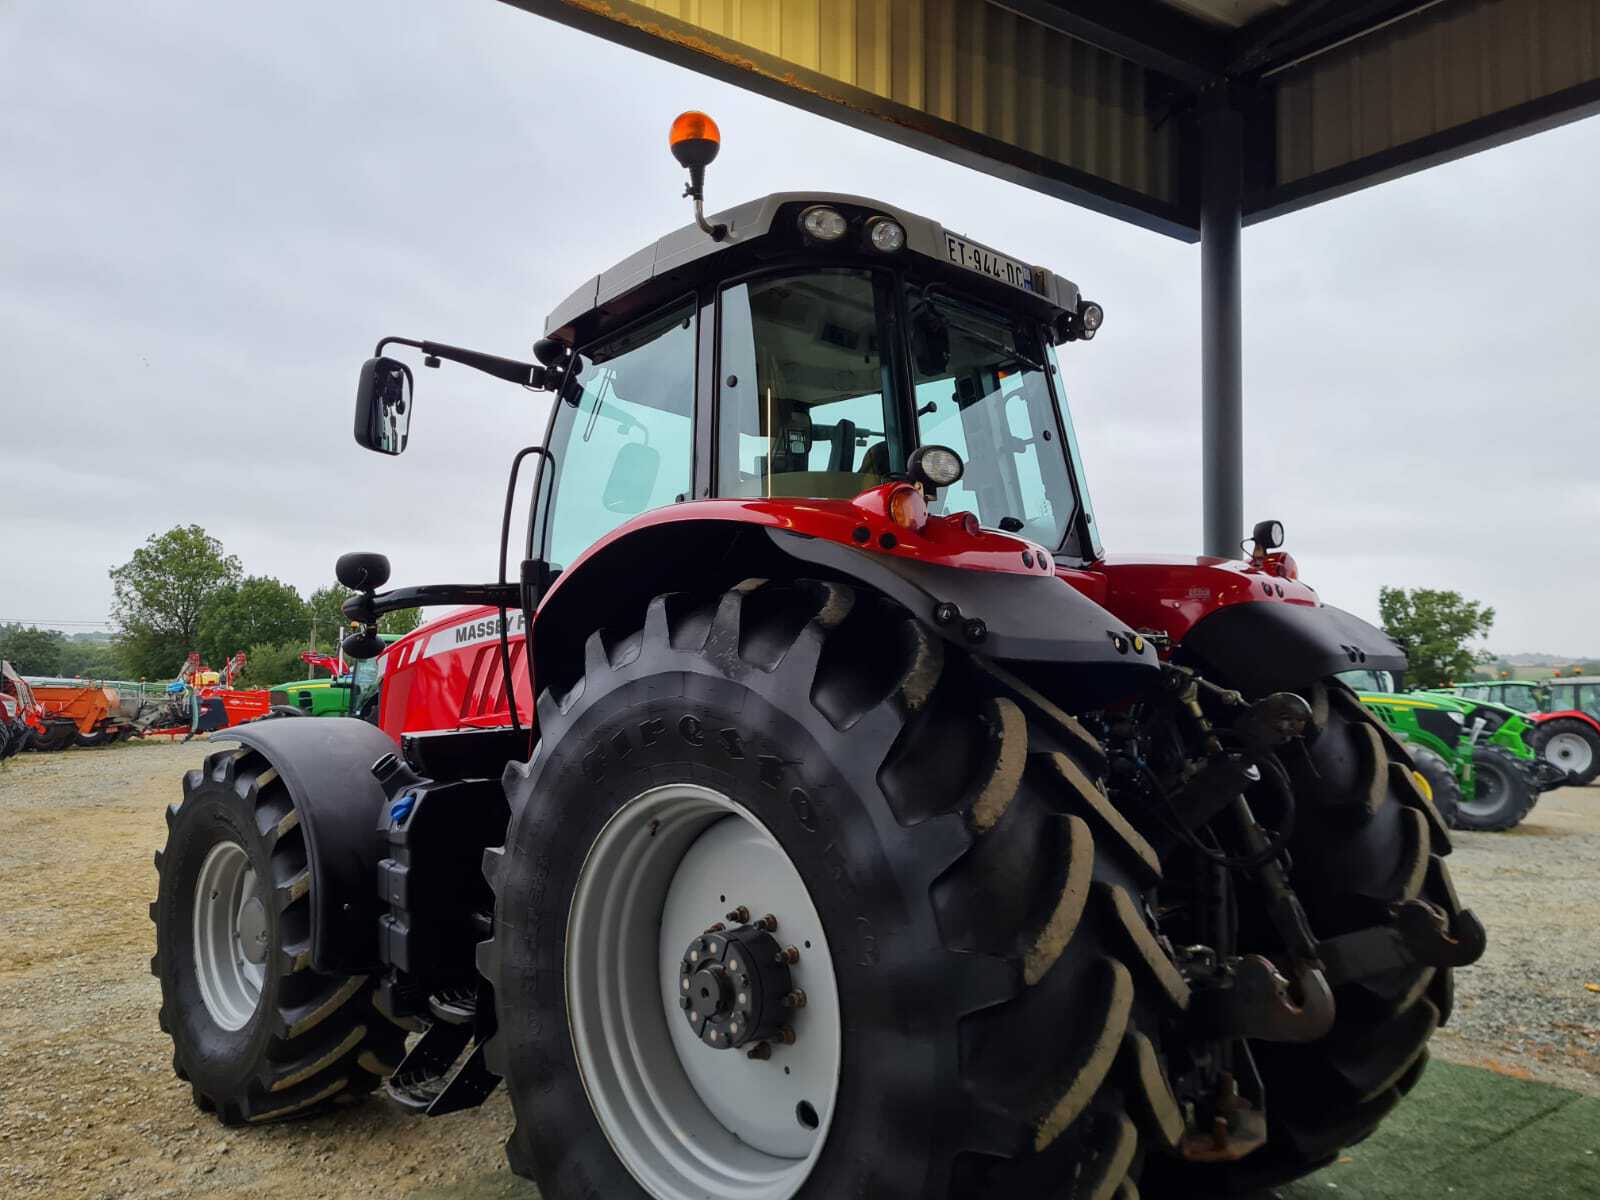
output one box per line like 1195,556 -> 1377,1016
379,608 -> 535,743
377,488 -> 1328,740
1067,555 -> 1320,646
1531,709 -> 1600,735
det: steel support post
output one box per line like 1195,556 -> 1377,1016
1200,97 -> 1244,559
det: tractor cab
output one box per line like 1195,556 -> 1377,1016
351,117 -> 1107,594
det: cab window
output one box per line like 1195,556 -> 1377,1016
1503,684 -> 1540,711
716,270 -> 905,500
907,290 -> 1076,550
542,303 -> 696,568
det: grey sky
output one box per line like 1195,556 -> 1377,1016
3,0 -> 1597,657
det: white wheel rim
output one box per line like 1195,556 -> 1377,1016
1544,732 -> 1593,776
193,841 -> 267,1031
566,784 -> 841,1200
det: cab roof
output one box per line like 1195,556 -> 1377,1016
544,191 -> 1082,342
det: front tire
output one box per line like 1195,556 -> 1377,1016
1531,717 -> 1600,786
1405,744 -> 1462,828
150,746 -> 405,1122
1455,745 -> 1535,831
483,580 -> 1188,1199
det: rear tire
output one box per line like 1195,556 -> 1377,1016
151,746 -> 405,1122
1159,681 -> 1462,1195
1455,746 -> 1535,831
1531,718 -> 1600,786
1405,745 -> 1462,828
39,719 -> 78,751
482,579 -> 1187,1199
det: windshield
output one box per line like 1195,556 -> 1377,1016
907,290 -> 1078,550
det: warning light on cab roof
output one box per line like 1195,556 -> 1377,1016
669,111 -> 721,161
670,111 -> 727,242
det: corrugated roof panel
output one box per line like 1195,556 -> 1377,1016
616,0 -> 1179,204
1274,0 -> 1600,185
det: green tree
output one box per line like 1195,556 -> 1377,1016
57,639 -> 126,679
234,641 -> 308,689
380,607 -> 422,637
0,625 -> 66,676
110,526 -> 242,678
197,576 -> 307,667
1377,587 -> 1496,688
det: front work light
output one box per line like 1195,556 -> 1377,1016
799,206 -> 848,242
866,216 -> 905,252
908,444 -> 965,489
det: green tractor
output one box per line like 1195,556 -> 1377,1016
1453,677 -> 1600,786
270,644 -> 394,720
1341,670 -> 1565,831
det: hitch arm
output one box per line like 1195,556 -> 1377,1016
1319,898 -> 1488,986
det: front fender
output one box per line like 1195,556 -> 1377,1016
218,717 -> 396,974
1179,600 -> 1406,695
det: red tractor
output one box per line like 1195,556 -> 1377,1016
149,116 -> 1482,1199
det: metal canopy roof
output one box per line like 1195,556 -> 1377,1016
501,0 -> 1600,241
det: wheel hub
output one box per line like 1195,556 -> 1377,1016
238,895 -> 269,965
678,923 -> 794,1050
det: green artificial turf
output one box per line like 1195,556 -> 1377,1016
1277,1059 -> 1599,1200
410,1060 -> 1598,1199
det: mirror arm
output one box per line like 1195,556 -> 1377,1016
374,335 -> 552,389
341,582 -> 521,625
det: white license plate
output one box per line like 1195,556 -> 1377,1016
943,233 -> 1036,293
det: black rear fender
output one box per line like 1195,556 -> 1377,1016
1179,600 -> 1406,695
531,519 -> 1161,705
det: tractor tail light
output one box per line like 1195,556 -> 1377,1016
954,511 -> 980,537
887,485 -> 927,532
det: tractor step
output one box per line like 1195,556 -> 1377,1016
427,985 -> 477,1025
383,1017 -> 500,1117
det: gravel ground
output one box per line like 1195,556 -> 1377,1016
1427,784 -> 1600,1096
0,740 -> 1595,1199
0,741 -> 520,1200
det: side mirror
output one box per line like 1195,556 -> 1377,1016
355,356 -> 414,454
602,442 -> 661,514
336,551 -> 391,591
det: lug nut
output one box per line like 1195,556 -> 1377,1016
777,1026 -> 797,1045
756,914 -> 779,932
726,905 -> 751,924
705,922 -> 726,933
778,946 -> 801,965
746,1042 -> 772,1061
783,989 -> 808,1009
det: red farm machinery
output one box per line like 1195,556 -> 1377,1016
148,116 -> 1483,1200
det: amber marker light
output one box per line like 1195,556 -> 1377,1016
887,484 -> 928,532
